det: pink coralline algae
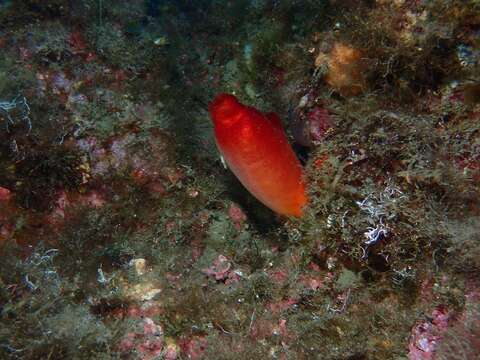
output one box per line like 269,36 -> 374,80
0,206 -> 14,245
78,190 -> 106,208
36,70 -> 77,103
0,188 -> 19,246
118,318 -> 165,360
408,306 -> 451,360
269,269 -> 289,285
76,133 -> 174,197
276,318 -> 289,339
48,190 -> 69,224
0,187 -> 12,202
75,137 -> 120,177
179,336 -> 207,360
202,255 -> 239,283
307,107 -> 333,144
45,189 -> 106,229
300,276 -> 324,291
68,31 -> 96,61
250,318 -> 290,341
164,343 -> 180,360
68,31 -> 87,55
299,261 -> 330,291
267,298 -> 298,314
202,255 -> 232,280
434,288 -> 480,359
228,203 -> 247,231
292,106 -> 333,147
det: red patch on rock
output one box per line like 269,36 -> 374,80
179,336 -> 207,360
250,318 -> 275,340
408,306 -> 451,360
314,153 -> 329,169
118,318 -> 164,360
19,47 -> 32,61
46,190 -> 70,227
300,276 -> 324,291
202,255 -> 239,283
269,269 -> 288,285
78,191 -> 106,208
85,52 -> 97,62
166,167 -> 185,185
228,203 -> 247,230
112,69 -> 127,90
0,187 -> 12,202
267,298 -> 298,313
277,318 -> 289,338
307,107 -> 333,143
68,31 -> 88,55
165,343 -> 179,360
250,318 -> 290,340
166,272 -> 183,288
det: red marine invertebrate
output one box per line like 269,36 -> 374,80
292,106 -> 333,147
209,94 -> 307,217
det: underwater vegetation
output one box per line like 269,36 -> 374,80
0,0 -> 479,359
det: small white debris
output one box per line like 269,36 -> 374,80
129,283 -> 162,301
298,95 -> 309,108
220,155 -> 228,169
326,214 -> 335,229
130,258 -> 147,276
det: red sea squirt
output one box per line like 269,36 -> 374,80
308,107 -> 332,143
209,94 -> 307,217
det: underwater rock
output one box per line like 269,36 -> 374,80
1,1 -> 479,359
124,282 -> 162,302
